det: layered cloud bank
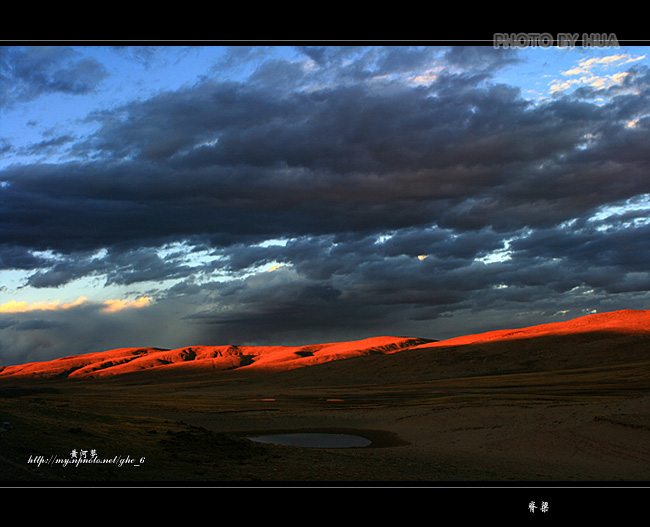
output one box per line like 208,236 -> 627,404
0,296 -> 151,314
1,45 -> 649,364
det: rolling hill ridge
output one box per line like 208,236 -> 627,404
0,308 -> 648,381
0,336 -> 432,380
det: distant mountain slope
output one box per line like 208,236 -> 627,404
410,309 -> 650,350
0,336 -> 431,380
0,309 -> 647,381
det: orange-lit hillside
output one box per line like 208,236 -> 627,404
410,309 -> 650,350
0,336 -> 429,381
0,309 -> 647,381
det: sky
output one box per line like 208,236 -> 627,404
1,43 -> 649,366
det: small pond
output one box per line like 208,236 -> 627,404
247,432 -> 372,448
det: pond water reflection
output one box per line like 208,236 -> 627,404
247,432 -> 372,448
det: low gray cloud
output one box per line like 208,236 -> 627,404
0,46 -> 108,108
4,67 -> 648,251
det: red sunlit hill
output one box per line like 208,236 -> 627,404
0,309 -> 648,382
410,308 -> 650,350
0,336 -> 431,381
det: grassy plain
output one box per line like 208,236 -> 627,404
2,326 -> 650,484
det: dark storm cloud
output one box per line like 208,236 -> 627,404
2,46 -> 650,358
510,217 -> 650,286
0,244 -> 50,270
24,134 -> 77,156
183,266 -> 391,345
187,217 -> 646,345
0,297 -> 195,365
443,46 -> 521,71
0,138 -> 10,155
0,46 -> 108,108
5,61 -> 649,255
15,243 -> 208,289
108,45 -> 194,68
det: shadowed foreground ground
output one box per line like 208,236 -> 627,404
1,310 -> 649,487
